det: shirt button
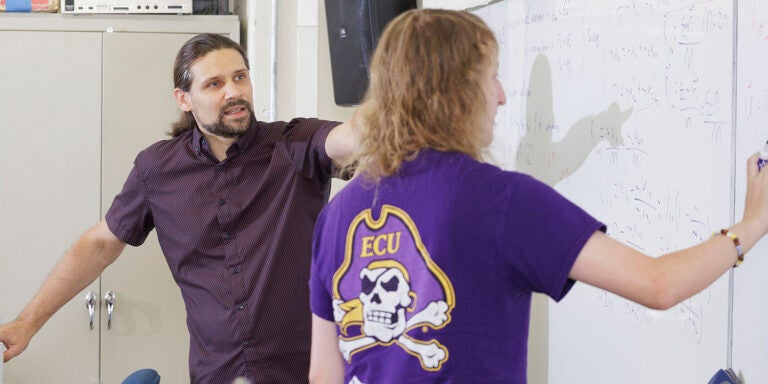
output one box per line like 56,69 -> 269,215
238,304 -> 245,311
218,199 -> 226,206
215,164 -> 223,170
223,232 -> 232,241
232,267 -> 240,275
243,341 -> 251,347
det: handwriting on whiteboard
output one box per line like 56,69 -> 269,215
477,0 -> 732,345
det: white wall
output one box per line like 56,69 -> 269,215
232,0 -> 355,124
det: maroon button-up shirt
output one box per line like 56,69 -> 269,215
105,118 -> 339,383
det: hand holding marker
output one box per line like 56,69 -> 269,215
759,141 -> 768,171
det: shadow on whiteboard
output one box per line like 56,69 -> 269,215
516,54 -> 632,187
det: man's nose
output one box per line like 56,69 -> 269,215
224,81 -> 243,100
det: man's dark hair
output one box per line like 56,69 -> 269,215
169,33 -> 249,137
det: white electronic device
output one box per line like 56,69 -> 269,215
62,0 -> 192,14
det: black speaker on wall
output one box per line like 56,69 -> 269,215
193,0 -> 229,14
325,0 -> 417,106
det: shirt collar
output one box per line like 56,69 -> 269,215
192,125 -> 205,155
233,117 -> 260,153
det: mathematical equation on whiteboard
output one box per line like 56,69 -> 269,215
595,286 -> 711,343
741,4 -> 768,127
476,0 -> 733,343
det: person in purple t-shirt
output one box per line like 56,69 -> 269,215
308,9 -> 768,384
0,34 -> 357,383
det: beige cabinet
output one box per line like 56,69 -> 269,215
0,15 -> 238,384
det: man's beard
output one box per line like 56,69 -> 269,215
199,99 -> 255,138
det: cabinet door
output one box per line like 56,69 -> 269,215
0,31 -> 101,383
100,32 -> 198,384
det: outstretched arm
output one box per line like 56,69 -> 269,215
0,219 -> 125,362
570,154 -> 768,310
325,111 -> 360,168
309,314 -> 345,384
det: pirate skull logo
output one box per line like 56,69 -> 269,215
336,259 -> 450,369
332,205 -> 455,372
359,265 -> 413,342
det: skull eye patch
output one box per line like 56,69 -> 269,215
381,276 -> 399,292
362,275 -> 375,295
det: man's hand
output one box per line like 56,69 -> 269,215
0,319 -> 39,363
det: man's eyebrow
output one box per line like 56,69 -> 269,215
203,69 -> 248,80
201,75 -> 221,83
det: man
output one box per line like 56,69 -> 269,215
0,33 -> 355,383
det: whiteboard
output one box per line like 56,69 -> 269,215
472,1 -> 736,383
734,0 -> 768,382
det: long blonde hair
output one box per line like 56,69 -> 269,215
350,9 -> 498,182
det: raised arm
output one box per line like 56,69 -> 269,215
325,111 -> 360,168
0,219 -> 126,362
570,153 -> 768,310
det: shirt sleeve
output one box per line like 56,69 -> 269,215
502,174 -> 606,301
309,206 -> 336,322
282,118 -> 341,182
105,158 -> 155,247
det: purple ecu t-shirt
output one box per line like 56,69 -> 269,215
310,149 -> 605,384
106,118 -> 338,383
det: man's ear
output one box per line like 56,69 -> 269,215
173,88 -> 192,112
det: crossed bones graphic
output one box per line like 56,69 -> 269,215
333,299 -> 450,368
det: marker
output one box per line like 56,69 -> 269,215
759,140 -> 768,171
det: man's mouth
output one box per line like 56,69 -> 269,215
223,105 -> 247,117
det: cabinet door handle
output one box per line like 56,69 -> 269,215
105,290 -> 116,330
85,291 -> 97,330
